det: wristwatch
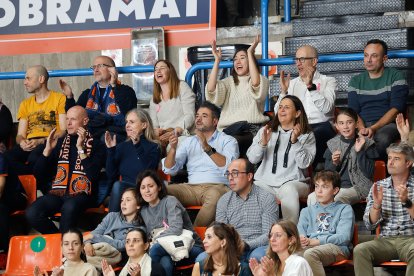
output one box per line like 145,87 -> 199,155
402,199 -> 413,209
204,147 -> 216,156
307,83 -> 317,91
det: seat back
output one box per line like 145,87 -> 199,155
373,160 -> 386,182
4,234 -> 62,276
18,175 -> 37,205
194,226 -> 207,240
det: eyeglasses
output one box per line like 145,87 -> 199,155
269,232 -> 287,239
224,171 -> 248,178
90,64 -> 111,70
294,57 -> 315,63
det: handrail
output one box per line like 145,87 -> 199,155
184,49 -> 414,84
0,65 -> 154,80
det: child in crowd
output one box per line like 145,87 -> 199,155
298,170 -> 354,276
84,188 -> 144,270
308,107 -> 378,205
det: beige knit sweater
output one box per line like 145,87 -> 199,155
206,75 -> 269,130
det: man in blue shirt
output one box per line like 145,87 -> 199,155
162,101 -> 239,227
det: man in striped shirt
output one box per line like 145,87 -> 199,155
353,142 -> 414,275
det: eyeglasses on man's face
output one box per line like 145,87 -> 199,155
90,64 -> 111,70
294,57 -> 315,64
224,171 -> 248,178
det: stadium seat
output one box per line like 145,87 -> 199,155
4,233 -> 62,276
11,175 -> 37,216
329,224 -> 358,267
373,160 -> 386,182
375,227 -> 408,267
194,226 -> 207,240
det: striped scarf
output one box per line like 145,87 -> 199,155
85,81 -> 124,126
49,131 -> 93,196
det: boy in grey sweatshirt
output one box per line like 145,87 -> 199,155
298,170 -> 354,276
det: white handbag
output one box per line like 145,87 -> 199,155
152,228 -> 195,261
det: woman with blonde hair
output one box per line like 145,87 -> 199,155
249,220 -> 312,276
105,108 -> 160,212
149,59 -> 195,146
192,222 -> 252,276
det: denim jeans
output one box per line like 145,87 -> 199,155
150,243 -> 204,276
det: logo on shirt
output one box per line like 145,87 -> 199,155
316,213 -> 332,233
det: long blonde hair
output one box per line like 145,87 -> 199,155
126,108 -> 159,145
267,220 -> 302,274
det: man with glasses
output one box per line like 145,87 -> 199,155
59,55 -> 137,141
274,45 -> 337,168
163,101 -> 239,227
217,158 -> 278,262
348,39 -> 408,160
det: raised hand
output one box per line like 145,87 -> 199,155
332,149 -> 341,166
43,128 -> 58,156
101,259 -> 116,276
76,127 -> 87,149
301,65 -> 316,86
261,256 -> 276,275
59,79 -> 73,98
168,131 -> 178,150
104,131 -> 117,148
108,67 -> 119,86
395,182 -> 409,204
260,125 -> 272,146
396,113 -> 410,142
34,265 -> 48,276
279,70 -> 291,94
51,267 -> 64,276
195,129 -> 209,150
372,183 -> 383,208
248,35 -> 260,54
290,123 -> 302,144
127,263 -> 141,276
249,258 -> 267,276
211,40 -> 222,61
354,134 -> 366,153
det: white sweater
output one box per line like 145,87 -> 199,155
149,81 -> 195,132
247,125 -> 316,188
206,75 -> 269,130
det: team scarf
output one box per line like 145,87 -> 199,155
85,81 -> 124,126
49,131 -> 94,197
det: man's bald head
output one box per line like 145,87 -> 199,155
296,45 -> 318,59
94,56 -> 115,67
28,65 -> 49,82
66,106 -> 89,134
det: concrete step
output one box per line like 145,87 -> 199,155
285,28 -> 414,56
292,14 -> 400,37
300,0 -> 407,18
268,69 -> 414,107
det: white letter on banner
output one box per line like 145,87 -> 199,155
75,0 -> 104,23
47,0 -> 72,25
19,0 -> 44,26
186,0 -> 197,17
0,0 -> 15,28
109,0 -> 145,21
150,0 -> 180,19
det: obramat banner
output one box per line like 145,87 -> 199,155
0,0 -> 216,55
